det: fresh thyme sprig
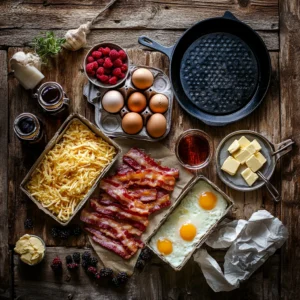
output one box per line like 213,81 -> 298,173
31,31 -> 65,63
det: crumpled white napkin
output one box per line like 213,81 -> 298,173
193,210 -> 288,292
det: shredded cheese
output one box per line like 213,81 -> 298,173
26,120 -> 116,222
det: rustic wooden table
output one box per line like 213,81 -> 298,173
0,0 -> 299,299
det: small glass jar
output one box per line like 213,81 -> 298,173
13,113 -> 44,144
34,81 -> 69,115
175,129 -> 214,171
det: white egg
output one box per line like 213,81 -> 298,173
149,180 -> 228,268
102,90 -> 124,113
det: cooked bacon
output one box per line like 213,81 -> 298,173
116,163 -> 134,175
90,198 -> 149,231
123,148 -> 179,178
105,170 -> 176,191
127,188 -> 157,202
81,209 -> 143,237
85,227 -> 132,259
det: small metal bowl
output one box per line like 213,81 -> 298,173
216,130 -> 294,197
83,42 -> 130,89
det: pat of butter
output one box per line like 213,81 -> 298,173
250,139 -> 262,152
241,168 -> 259,186
244,143 -> 257,155
238,136 -> 251,148
246,154 -> 264,172
255,152 -> 267,165
234,149 -> 252,164
221,156 -> 240,175
228,140 -> 240,154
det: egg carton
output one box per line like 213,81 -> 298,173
83,65 -> 174,141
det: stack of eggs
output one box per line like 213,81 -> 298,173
101,67 -> 170,139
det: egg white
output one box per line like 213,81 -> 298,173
149,180 -> 227,268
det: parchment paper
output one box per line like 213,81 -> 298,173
87,138 -> 194,275
193,210 -> 288,292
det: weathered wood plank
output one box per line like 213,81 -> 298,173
13,247 -> 281,299
1,0 -> 278,31
279,1 -> 300,299
0,28 -> 279,51
0,50 -> 10,299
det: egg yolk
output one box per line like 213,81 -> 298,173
157,238 -> 173,255
199,192 -> 217,210
180,223 -> 197,241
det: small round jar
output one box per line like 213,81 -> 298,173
175,129 -> 214,171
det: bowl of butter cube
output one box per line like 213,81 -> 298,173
216,130 -> 294,191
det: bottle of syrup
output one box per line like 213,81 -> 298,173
13,113 -> 44,144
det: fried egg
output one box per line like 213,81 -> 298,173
149,180 -> 227,268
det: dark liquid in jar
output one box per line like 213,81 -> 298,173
178,134 -> 210,166
41,86 -> 60,104
18,117 -> 35,134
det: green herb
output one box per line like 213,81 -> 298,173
31,31 -> 65,63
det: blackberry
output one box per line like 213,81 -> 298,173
89,257 -> 98,267
24,218 -> 33,229
65,255 -> 73,264
87,266 -> 97,275
100,268 -> 113,278
82,251 -> 91,261
111,277 -> 120,287
51,227 -> 61,238
51,257 -> 62,272
72,225 -> 82,236
82,260 -> 90,269
135,258 -> 145,270
59,228 -> 71,240
140,248 -> 152,261
72,252 -> 80,263
67,263 -> 78,270
116,272 -> 128,284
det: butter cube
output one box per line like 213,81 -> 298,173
244,143 -> 257,155
234,149 -> 252,164
241,168 -> 259,186
250,139 -> 262,152
238,136 -> 251,148
255,152 -> 267,165
221,156 -> 240,176
246,154 -> 264,172
228,140 -> 240,154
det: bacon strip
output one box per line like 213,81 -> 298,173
105,170 -> 176,191
86,227 -> 132,260
127,188 -> 157,202
123,148 -> 179,178
116,163 -> 134,175
90,198 -> 149,231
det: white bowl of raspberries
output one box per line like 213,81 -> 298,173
84,43 -> 129,88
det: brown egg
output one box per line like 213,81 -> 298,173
149,94 -> 169,113
146,113 -> 167,138
127,92 -> 147,112
132,68 -> 154,90
122,112 -> 143,134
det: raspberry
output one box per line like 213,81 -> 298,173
51,257 -> 62,272
87,56 -> 94,63
102,47 -> 111,56
86,62 -> 95,74
119,50 -> 127,61
109,76 -> 118,85
104,68 -> 111,75
103,58 -> 113,69
93,61 -> 98,70
87,70 -> 95,76
112,68 -> 122,77
91,51 -> 102,59
97,74 -> 109,83
118,72 -> 125,79
97,67 -> 105,75
97,58 -> 104,66
109,49 -> 120,61
113,59 -> 122,68
121,64 -> 128,72
87,266 -> 97,275
67,263 -> 79,270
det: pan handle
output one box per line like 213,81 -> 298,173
138,36 -> 173,59
257,171 -> 281,203
223,11 -> 239,22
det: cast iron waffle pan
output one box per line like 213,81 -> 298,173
139,11 -> 271,126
